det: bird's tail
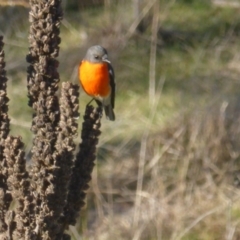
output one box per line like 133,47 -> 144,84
104,105 -> 115,121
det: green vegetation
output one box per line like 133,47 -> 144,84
1,0 -> 240,239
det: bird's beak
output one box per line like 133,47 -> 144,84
102,54 -> 110,63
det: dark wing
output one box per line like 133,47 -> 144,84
107,62 -> 115,109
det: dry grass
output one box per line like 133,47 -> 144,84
82,99 -> 240,240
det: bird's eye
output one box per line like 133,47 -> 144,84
94,55 -> 99,59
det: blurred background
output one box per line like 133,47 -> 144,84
1,0 -> 240,239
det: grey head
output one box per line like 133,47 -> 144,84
84,45 -> 109,63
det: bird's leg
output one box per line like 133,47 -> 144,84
94,99 -> 103,118
86,99 -> 103,118
87,98 -> 95,106
94,99 -> 102,107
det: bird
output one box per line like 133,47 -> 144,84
79,45 -> 115,121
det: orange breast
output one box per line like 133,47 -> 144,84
79,60 -> 110,97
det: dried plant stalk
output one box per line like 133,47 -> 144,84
51,82 -> 79,238
54,82 -> 79,205
26,0 -> 62,108
0,36 -> 11,235
0,37 -> 10,141
62,105 -> 102,228
26,0 -> 64,238
4,136 -> 35,240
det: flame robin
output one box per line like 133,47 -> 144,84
79,45 -> 115,121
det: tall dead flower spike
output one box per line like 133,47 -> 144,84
0,36 -> 11,237
53,82 -> 79,238
62,105 -> 102,228
26,0 -> 64,238
4,136 -> 34,239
